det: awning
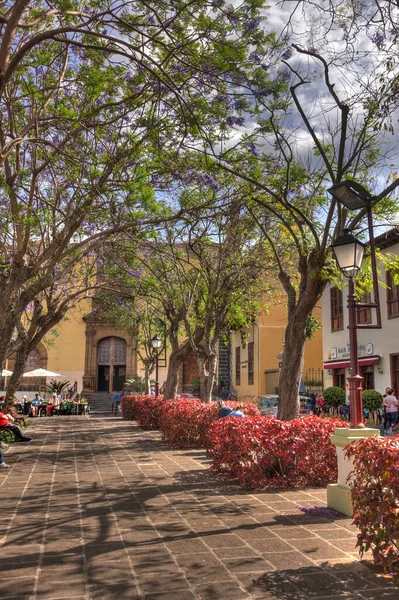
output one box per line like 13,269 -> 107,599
323,355 -> 381,370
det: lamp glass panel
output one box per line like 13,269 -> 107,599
151,336 -> 162,349
333,240 -> 364,277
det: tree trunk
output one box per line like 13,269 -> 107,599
164,349 -> 181,400
144,361 -> 152,395
277,270 -> 325,420
5,344 -> 29,409
277,313 -> 307,420
197,352 -> 217,403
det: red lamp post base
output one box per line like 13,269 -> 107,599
347,374 -> 365,428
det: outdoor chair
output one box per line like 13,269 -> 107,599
38,404 -> 48,417
8,406 -> 27,427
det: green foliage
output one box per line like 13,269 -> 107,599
346,437 -> 399,574
190,378 -> 201,395
124,377 -> 146,393
323,386 -> 346,408
305,314 -> 322,340
362,390 -> 383,411
44,379 -> 72,395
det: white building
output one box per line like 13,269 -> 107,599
322,228 -> 399,396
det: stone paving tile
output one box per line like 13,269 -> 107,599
1,417 -> 398,600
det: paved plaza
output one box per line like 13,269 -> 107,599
0,416 -> 397,600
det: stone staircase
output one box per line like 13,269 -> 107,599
84,392 -> 115,416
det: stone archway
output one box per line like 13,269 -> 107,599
82,314 -> 136,392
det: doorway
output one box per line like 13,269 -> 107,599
98,366 -> 110,392
97,337 -> 127,392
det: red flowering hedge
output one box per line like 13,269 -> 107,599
206,415 -> 348,489
121,395 -> 166,429
160,399 -> 260,448
346,436 -> 399,575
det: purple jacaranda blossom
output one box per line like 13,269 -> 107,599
297,505 -> 344,519
226,116 -> 245,126
199,173 -> 220,191
249,51 -> 261,63
279,69 -> 291,83
215,93 -> 229,102
281,48 -> 293,60
244,18 -> 260,33
234,98 -> 245,110
255,88 -> 270,99
247,142 -> 259,156
372,31 -> 385,49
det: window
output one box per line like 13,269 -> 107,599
26,349 -> 41,371
333,369 -> 346,390
330,288 -> 343,331
357,292 -> 372,324
248,342 -> 254,385
235,346 -> 241,386
387,271 -> 399,318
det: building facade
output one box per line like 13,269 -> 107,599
322,229 -> 399,395
230,304 -> 323,402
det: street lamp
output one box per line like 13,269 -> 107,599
151,335 -> 162,398
328,181 -> 382,428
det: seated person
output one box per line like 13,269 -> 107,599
0,411 -> 32,442
30,393 -> 43,417
216,399 -> 232,418
47,394 -> 57,416
228,405 -> 245,418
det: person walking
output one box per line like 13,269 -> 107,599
220,387 -> 230,401
383,387 -> 398,435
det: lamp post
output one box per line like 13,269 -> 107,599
328,180 -> 382,428
331,230 -> 366,428
151,335 -> 162,398
327,181 -> 382,517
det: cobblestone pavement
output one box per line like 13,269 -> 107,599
0,417 -> 397,600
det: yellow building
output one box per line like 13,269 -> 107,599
4,297 -> 322,399
231,304 -> 323,401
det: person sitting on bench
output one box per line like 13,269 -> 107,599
0,411 -> 32,442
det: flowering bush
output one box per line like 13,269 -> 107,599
346,436 -> 399,574
121,395 -> 165,428
160,400 -> 260,448
207,415 -> 348,489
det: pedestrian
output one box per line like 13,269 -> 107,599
216,399 -> 232,418
113,391 -> 122,414
220,387 -> 230,401
316,394 -> 325,415
383,387 -> 398,435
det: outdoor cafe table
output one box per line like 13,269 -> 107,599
56,402 -> 88,415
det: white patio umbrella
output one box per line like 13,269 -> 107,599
22,368 -> 62,396
23,368 -> 61,377
1,369 -> 13,377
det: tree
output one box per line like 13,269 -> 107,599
193,2 -> 399,418
106,180 -> 273,402
0,0 -> 271,371
99,293 -> 165,395
3,253 -> 103,404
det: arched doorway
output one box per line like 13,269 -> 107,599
97,337 -> 127,392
